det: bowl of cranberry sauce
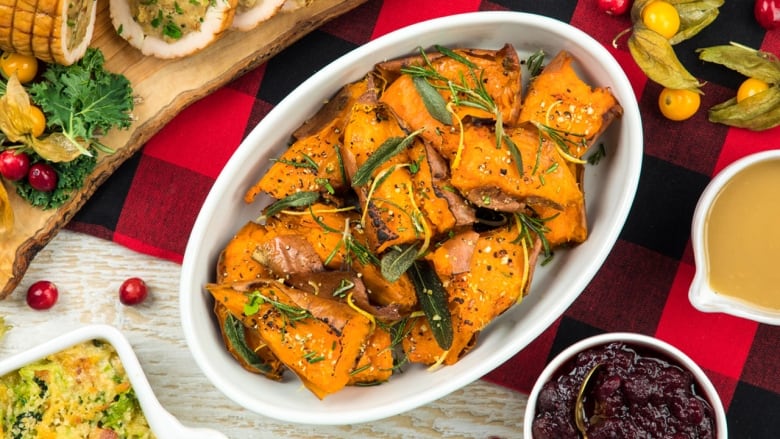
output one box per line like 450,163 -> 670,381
523,333 -> 727,439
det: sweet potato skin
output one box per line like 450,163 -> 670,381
450,123 -> 583,212
207,280 -> 373,399
405,225 -> 540,365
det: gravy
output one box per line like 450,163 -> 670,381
705,159 -> 780,311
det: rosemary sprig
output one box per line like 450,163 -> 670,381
309,209 -> 379,268
401,45 -> 523,176
587,143 -> 607,165
272,153 -> 319,171
531,120 -> 588,165
512,212 -> 556,262
243,290 -> 313,323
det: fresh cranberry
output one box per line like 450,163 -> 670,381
756,0 -> 780,30
119,277 -> 148,305
597,0 -> 631,15
0,150 -> 30,181
27,163 -> 58,192
26,280 -> 59,310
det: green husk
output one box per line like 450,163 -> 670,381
628,25 -> 703,91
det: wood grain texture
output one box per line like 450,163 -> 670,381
0,0 -> 367,298
0,230 -> 529,438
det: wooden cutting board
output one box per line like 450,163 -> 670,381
0,0 -> 367,298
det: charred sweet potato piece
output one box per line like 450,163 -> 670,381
405,226 -> 541,365
207,280 -> 373,399
450,123 -> 583,212
263,204 -> 419,314
347,327 -> 394,386
214,301 -> 285,379
379,45 -> 522,162
342,101 -> 424,252
293,78 -> 370,140
216,221 -> 275,284
245,117 -> 348,203
518,50 -> 622,158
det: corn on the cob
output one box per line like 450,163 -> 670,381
0,0 -> 97,65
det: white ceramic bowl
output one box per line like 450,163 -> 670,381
523,333 -> 728,438
180,11 -> 643,425
0,324 -> 227,439
690,150 -> 780,325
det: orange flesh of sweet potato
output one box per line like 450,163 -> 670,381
347,327 -> 394,385
213,301 -> 285,379
255,205 -> 419,313
207,281 -> 373,399
405,225 -> 540,365
532,198 -> 588,247
407,141 -> 458,235
518,50 -> 622,158
343,101 -> 424,252
379,45 -> 522,162
293,78 -> 369,140
245,117 -> 347,203
450,123 -> 583,212
217,221 -> 275,284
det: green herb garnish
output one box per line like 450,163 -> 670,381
408,260 -> 452,350
261,191 -> 320,219
223,314 -> 274,374
29,48 -> 134,155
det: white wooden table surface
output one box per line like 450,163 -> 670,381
0,230 -> 529,438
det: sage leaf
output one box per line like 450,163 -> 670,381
708,86 -> 780,131
262,191 -> 319,218
502,134 -> 524,177
526,50 -> 546,78
412,76 -> 452,126
352,130 -> 421,186
223,314 -> 274,374
628,26 -> 702,90
698,44 -> 780,84
669,0 -> 723,45
409,260 -> 453,350
380,244 -> 419,282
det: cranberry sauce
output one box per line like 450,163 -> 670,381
531,341 -> 716,438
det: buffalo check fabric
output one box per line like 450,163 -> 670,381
68,0 -> 780,435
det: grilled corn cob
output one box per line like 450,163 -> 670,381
0,0 -> 97,65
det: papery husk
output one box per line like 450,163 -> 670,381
0,181 -> 13,237
708,87 -> 780,131
628,25 -> 703,91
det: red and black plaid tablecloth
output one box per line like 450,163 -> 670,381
68,0 -> 780,435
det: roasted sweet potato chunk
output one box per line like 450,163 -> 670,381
207,280 -> 373,399
519,50 -> 622,158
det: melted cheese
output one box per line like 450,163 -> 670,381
0,340 -> 154,438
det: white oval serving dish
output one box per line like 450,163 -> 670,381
0,324 -> 227,439
180,11 -> 643,425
